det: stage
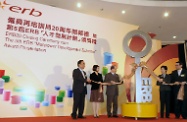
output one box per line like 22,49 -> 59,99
0,114 -> 186,122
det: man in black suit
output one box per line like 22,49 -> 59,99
71,60 -> 91,119
171,61 -> 187,119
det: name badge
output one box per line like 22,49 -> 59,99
181,74 -> 185,77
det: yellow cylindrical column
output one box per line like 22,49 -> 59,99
121,102 -> 157,119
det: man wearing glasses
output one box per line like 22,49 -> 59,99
171,61 -> 187,119
71,60 -> 91,119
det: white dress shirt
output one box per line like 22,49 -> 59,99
178,69 -> 182,76
79,68 -> 86,86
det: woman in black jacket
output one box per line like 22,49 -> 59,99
156,65 -> 171,118
90,65 -> 104,118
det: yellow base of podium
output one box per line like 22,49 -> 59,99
121,103 -> 158,120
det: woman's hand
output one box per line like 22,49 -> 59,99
98,82 -> 102,84
162,82 -> 167,85
157,78 -> 163,82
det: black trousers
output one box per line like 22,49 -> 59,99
160,91 -> 170,117
107,95 -> 118,116
175,100 -> 187,118
72,92 -> 85,117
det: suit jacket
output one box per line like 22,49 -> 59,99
104,72 -> 120,96
171,69 -> 187,99
72,68 -> 87,94
156,74 -> 171,91
90,72 -> 103,90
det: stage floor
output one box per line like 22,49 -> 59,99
0,114 -> 186,122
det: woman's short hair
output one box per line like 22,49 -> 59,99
161,65 -> 168,71
92,65 -> 99,71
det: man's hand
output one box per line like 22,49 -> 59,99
111,81 -> 116,85
123,78 -> 126,83
181,81 -> 187,85
120,81 -> 124,84
122,77 -> 126,82
101,82 -> 111,86
87,79 -> 91,83
174,81 -> 180,85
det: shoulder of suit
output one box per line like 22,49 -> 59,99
183,70 -> 187,74
74,68 -> 79,72
105,73 -> 110,76
90,72 -> 95,75
182,69 -> 187,72
172,70 -> 177,73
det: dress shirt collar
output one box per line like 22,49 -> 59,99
111,72 -> 115,75
178,69 -> 182,72
162,73 -> 166,78
79,68 -> 84,72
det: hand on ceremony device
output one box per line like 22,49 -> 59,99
123,63 -> 137,80
98,81 -> 102,84
130,63 -> 138,70
110,81 -> 123,85
139,61 -> 148,69
122,78 -> 126,83
169,84 -> 174,86
162,82 -> 167,85
120,80 -> 124,84
87,78 -> 91,83
157,77 -> 163,82
139,61 -> 159,80
181,81 -> 187,85
91,80 -> 102,84
100,82 -> 111,86
110,81 -> 116,85
174,81 -> 180,85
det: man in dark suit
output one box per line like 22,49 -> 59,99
104,66 -> 123,118
156,66 -> 171,118
171,61 -> 187,119
71,60 -> 91,119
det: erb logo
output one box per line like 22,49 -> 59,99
0,0 -> 42,17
